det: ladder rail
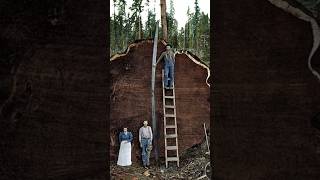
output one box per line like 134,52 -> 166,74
162,69 -> 179,168
172,80 -> 179,167
162,70 -> 168,168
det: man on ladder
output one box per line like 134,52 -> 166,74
154,44 -> 176,89
153,43 -> 180,168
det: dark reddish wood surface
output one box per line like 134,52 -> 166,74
110,41 -> 210,162
0,0 -> 108,179
213,0 -> 320,179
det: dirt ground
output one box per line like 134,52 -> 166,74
110,139 -> 211,180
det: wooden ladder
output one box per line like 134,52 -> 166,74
162,70 -> 180,168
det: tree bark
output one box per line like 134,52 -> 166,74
138,16 -> 142,39
160,0 -> 168,42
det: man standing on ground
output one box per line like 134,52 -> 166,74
139,121 -> 153,168
154,44 -> 176,89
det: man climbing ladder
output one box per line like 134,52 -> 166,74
153,44 -> 180,168
154,44 -> 176,89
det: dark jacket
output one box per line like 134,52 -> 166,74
119,131 -> 133,143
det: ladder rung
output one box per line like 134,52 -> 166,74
166,157 -> 179,161
164,114 -> 175,117
165,125 -> 176,128
166,146 -> 178,150
164,87 -> 174,90
164,96 -> 174,99
166,134 -> 177,138
164,105 -> 175,108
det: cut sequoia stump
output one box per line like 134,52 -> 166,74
0,44 -> 108,179
213,0 -> 320,179
110,40 -> 210,162
0,0 -> 107,179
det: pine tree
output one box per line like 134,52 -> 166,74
185,7 -> 193,49
112,0 -> 119,54
198,12 -> 210,65
145,10 -> 156,38
130,0 -> 144,39
177,3 -> 210,65
144,0 -> 153,39
118,0 -> 127,49
167,0 -> 178,47
110,0 -> 210,65
169,0 -> 174,17
110,18 -> 115,55
177,27 -> 185,49
124,12 -> 132,47
193,0 -> 200,54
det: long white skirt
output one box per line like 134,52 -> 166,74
117,141 -> 132,166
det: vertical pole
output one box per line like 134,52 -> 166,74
151,21 -> 159,162
204,123 -> 210,153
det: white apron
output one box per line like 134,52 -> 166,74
117,141 -> 132,166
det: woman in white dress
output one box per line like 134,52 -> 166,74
117,127 -> 133,166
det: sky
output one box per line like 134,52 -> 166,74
110,0 -> 210,29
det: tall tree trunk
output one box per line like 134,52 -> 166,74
113,5 -> 118,52
184,25 -> 187,49
160,0 -> 168,42
138,16 -> 142,39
